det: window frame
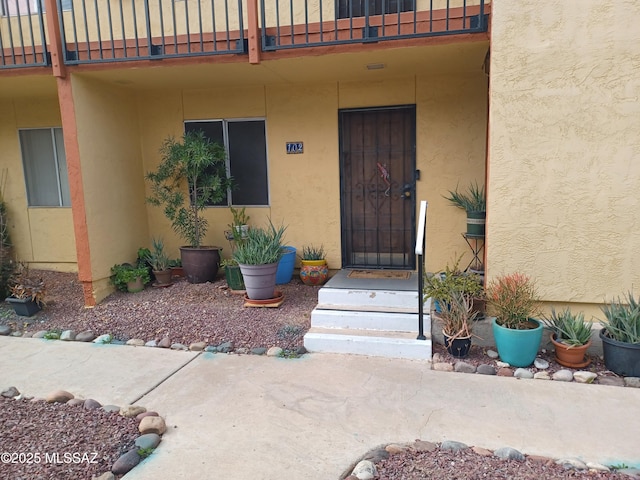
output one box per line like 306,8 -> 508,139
184,118 -> 270,208
18,126 -> 71,208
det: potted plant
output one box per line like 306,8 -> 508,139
146,130 -> 232,284
6,264 -> 45,316
110,264 -> 151,293
485,272 -> 543,367
599,291 -> 640,376
438,290 -> 479,358
542,307 -> 593,368
444,181 -> 486,236
423,257 -> 484,317
169,258 -> 184,279
220,258 -> 245,292
145,237 -> 172,286
225,206 -> 250,241
232,221 -> 287,300
299,244 -> 329,286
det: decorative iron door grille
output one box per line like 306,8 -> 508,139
339,106 -> 416,269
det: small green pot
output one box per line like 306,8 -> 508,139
224,265 -> 245,291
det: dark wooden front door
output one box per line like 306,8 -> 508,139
340,106 -> 416,269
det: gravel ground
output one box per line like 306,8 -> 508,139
5,270 -> 321,351
0,396 -> 139,480
0,270 -> 633,480
373,447 -> 629,479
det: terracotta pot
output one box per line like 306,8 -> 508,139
551,333 -> 592,368
153,269 -> 173,286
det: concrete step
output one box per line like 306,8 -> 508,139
317,287 -> 429,313
310,308 -> 429,333
303,327 -> 432,360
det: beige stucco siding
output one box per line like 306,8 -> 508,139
0,96 -> 77,270
138,74 -> 487,272
71,75 -> 149,301
488,0 -> 640,308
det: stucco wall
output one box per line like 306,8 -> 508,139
0,96 -> 77,270
138,75 -> 487,271
71,76 -> 149,302
488,0 -> 640,316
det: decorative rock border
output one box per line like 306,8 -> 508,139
1,385 -> 166,478
0,325 -> 308,358
342,440 -> 640,480
432,351 -> 640,389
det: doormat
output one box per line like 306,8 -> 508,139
347,270 -> 411,280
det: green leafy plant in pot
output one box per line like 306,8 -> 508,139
599,291 -> 640,376
485,272 -> 543,367
423,255 -> 484,318
232,221 -> 286,300
444,182 -> 486,236
110,264 -> 150,293
144,237 -> 172,286
146,130 -> 232,284
542,308 -> 593,368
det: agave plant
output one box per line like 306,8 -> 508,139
600,292 -> 640,344
542,308 -> 593,347
444,182 -> 486,212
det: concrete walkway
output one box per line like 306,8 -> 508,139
1,336 -> 639,479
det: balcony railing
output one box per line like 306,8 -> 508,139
60,0 -> 245,64
0,0 -> 49,68
0,0 -> 487,70
260,0 -> 487,50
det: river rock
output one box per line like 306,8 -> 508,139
76,330 -> 96,342
573,371 -> 597,384
597,376 -> 624,387
84,398 -> 102,410
440,440 -> 468,452
534,358 -> 549,369
60,330 -> 76,341
454,361 -> 476,373
474,364 -> 494,375
486,349 -> 499,359
218,341 -> 233,353
413,440 -> 437,452
120,405 -> 147,417
189,341 -> 207,351
496,361 -> 510,368
352,460 -> 376,480
139,416 -> 166,435
267,346 -> 283,357
552,370 -> 574,382
433,362 -> 454,372
251,347 -> 267,355
624,377 -> 640,388
32,330 -> 48,338
111,449 -> 141,475
145,340 -> 157,347
126,339 -> 145,346
93,334 -> 112,344
135,433 -> 161,450
514,368 -> 534,379
556,458 -> 587,470
2,386 -> 20,398
158,337 -> 171,348
534,371 -> 551,380
46,390 -> 74,403
494,447 -> 525,461
0,325 -> 11,336
170,343 -> 188,351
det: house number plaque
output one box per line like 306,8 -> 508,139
286,142 -> 303,154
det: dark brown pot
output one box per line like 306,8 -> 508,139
551,333 -> 592,368
179,246 -> 221,284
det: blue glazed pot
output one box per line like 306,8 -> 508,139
492,318 -> 543,367
276,246 -> 296,285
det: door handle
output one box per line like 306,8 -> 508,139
403,184 -> 412,199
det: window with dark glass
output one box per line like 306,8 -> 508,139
185,120 -> 269,206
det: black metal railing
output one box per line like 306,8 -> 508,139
0,0 -> 49,69
260,0 -> 487,51
59,0 -> 245,65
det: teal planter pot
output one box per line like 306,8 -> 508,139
492,318 -> 543,367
